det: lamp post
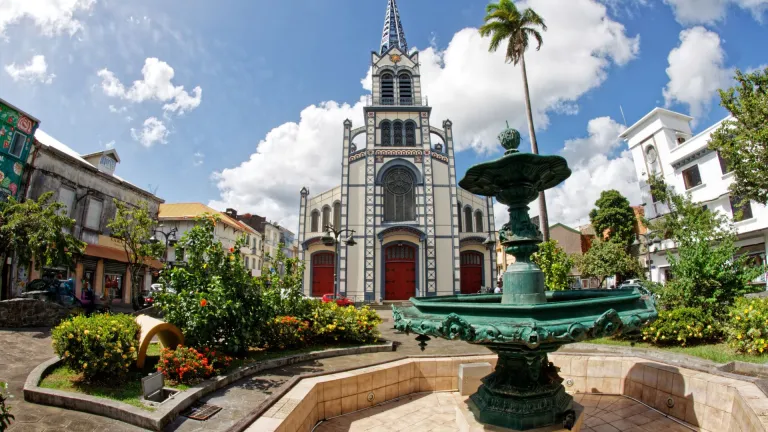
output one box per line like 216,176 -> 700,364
321,225 -> 357,298
149,224 -> 178,263
633,232 -> 660,281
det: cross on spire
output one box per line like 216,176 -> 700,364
380,0 -> 408,55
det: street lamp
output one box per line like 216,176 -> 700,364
634,232 -> 660,281
149,223 -> 178,263
321,225 -> 357,297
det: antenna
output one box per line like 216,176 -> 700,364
147,184 -> 160,196
619,105 -> 627,126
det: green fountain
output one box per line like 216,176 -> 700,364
392,126 -> 657,431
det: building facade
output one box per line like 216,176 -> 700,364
297,0 -> 496,301
622,107 -> 768,285
158,204 -> 262,276
0,98 -> 39,201
22,131 -> 164,303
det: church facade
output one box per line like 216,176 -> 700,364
297,0 -> 496,302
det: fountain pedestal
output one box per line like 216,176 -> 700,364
456,397 -> 585,432
393,126 -> 657,431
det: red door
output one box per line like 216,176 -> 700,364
460,251 -> 483,294
312,252 -> 335,297
384,244 -> 416,300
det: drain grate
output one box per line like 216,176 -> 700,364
181,403 -> 222,421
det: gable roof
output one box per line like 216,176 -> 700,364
549,223 -> 581,235
82,149 -> 121,163
158,202 -> 253,232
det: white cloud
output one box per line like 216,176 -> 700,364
0,0 -> 95,37
4,55 -> 55,84
105,140 -> 115,149
97,57 -> 202,115
193,152 -> 204,167
663,27 -> 732,124
663,0 -> 768,24
130,117 -> 168,147
211,0 -> 640,229
108,105 -> 127,113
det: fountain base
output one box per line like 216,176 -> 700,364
469,350 -> 574,430
459,397 -> 585,432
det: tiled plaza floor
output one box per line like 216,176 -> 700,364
314,393 -> 697,432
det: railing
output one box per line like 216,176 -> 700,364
366,95 -> 428,107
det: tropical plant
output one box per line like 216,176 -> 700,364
479,0 -> 551,240
589,190 -> 637,248
51,313 -> 140,381
0,381 -> 13,431
155,214 -> 262,353
0,192 -> 86,290
257,242 -> 310,320
106,200 -> 164,309
309,301 -> 382,344
641,307 -> 720,347
575,239 -> 640,288
531,239 -> 573,290
155,346 -> 232,385
646,175 -> 761,315
263,316 -> 311,350
709,67 -> 768,205
726,297 -> 768,355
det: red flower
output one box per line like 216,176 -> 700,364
200,299 -> 208,307
229,247 -> 234,253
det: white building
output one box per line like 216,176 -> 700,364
158,203 -> 262,276
621,107 -> 768,285
296,0 -> 496,302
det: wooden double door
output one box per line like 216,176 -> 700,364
384,244 -> 416,300
311,252 -> 335,297
460,251 -> 484,294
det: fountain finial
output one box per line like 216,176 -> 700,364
498,124 -> 521,154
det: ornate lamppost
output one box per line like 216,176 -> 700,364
149,224 -> 178,263
321,225 -> 357,298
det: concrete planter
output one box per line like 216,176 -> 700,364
23,342 -> 394,431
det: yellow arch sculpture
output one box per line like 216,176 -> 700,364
135,314 -> 185,368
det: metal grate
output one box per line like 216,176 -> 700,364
181,403 -> 222,421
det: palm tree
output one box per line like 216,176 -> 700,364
479,0 -> 551,241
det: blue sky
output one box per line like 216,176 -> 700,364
1,0 -> 767,231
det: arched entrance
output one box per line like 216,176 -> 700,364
460,251 -> 484,294
384,243 -> 416,300
311,252 -> 335,297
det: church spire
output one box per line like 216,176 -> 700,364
380,0 -> 408,55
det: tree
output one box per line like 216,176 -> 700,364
531,239 -> 574,290
575,240 -> 641,288
479,0 -> 551,241
106,200 -> 164,309
709,67 -> 768,205
0,193 -> 85,293
645,175 -> 761,315
589,190 -> 637,248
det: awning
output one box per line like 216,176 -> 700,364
83,244 -> 164,269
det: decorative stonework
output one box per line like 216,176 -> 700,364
349,149 -> 448,165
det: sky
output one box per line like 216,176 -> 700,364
1,0 -> 767,234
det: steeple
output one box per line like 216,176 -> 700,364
380,0 -> 408,55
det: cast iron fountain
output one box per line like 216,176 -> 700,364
392,127 -> 657,431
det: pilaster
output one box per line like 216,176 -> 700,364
340,120 -> 352,296
445,120 -> 460,294
421,112 -> 437,296
297,187 -> 309,294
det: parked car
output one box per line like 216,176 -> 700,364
322,294 -> 353,307
139,283 -> 176,309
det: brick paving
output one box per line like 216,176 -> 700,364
1,309 -> 490,432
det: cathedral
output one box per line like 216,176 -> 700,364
297,0 -> 496,301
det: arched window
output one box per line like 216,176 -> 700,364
398,73 -> 412,105
381,121 -> 391,146
384,168 -> 416,222
322,206 -> 331,230
381,73 -> 394,104
333,202 -> 341,230
393,121 -> 403,146
475,210 -> 484,232
405,121 -> 416,146
457,202 -> 462,233
310,210 -> 319,232
464,207 -> 473,232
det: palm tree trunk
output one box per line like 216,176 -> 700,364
519,52 -> 550,241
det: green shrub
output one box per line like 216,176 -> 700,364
1,381 -> 13,431
725,297 -> 768,355
155,346 -> 232,385
641,307 -> 720,346
308,301 -> 382,344
51,313 -> 140,381
263,316 -> 311,350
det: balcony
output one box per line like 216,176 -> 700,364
365,95 -> 429,107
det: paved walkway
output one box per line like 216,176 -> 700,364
1,310 -> 490,432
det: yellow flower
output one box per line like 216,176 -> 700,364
64,351 -> 70,357
84,330 -> 89,335
745,309 -> 750,314
68,333 -> 74,339
738,334 -> 743,340
707,325 -> 712,329
737,316 -> 742,320
83,363 -> 88,369
129,346 -> 136,352
122,355 -> 127,359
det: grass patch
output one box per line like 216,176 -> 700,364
588,337 -> 768,364
39,342 -> 374,408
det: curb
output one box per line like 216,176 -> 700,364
23,342 -> 394,431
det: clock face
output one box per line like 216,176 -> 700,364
389,54 -> 401,63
